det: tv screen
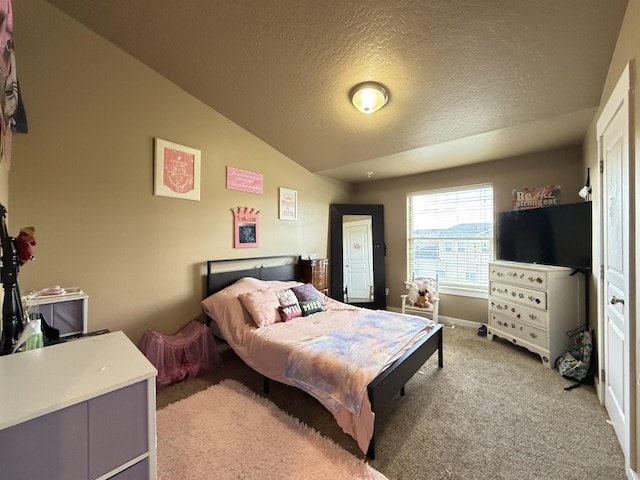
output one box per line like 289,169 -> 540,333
496,202 -> 592,270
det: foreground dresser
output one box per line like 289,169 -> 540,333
0,331 -> 158,479
487,261 -> 584,368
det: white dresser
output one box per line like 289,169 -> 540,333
0,331 -> 157,479
487,261 -> 584,368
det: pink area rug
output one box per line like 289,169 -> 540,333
156,379 -> 387,480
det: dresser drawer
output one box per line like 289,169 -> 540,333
489,264 -> 547,290
490,282 -> 547,311
489,297 -> 549,330
489,312 -> 547,349
302,259 -> 328,292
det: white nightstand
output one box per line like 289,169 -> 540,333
24,288 -> 89,337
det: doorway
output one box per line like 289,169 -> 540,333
597,62 -> 635,472
342,217 -> 374,302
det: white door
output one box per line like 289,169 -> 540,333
343,219 -> 373,302
597,63 -> 634,465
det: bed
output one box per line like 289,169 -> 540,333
202,255 -> 443,459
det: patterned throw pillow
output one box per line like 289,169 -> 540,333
291,283 -> 326,306
278,303 -> 302,322
299,299 -> 323,316
273,289 -> 299,307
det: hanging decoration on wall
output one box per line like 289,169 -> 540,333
226,167 -> 263,194
278,188 -> 297,220
1,0 -> 29,171
512,185 -> 560,211
232,207 -> 260,248
154,138 -> 201,201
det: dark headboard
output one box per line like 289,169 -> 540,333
205,255 -> 302,297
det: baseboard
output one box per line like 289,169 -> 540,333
387,306 -> 482,330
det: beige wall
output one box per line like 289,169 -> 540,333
8,1 -> 351,342
581,0 -> 639,470
2,1 -> 618,343
351,145 -> 584,323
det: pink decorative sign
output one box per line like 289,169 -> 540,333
232,207 -> 260,248
154,138 -> 201,201
512,185 -> 560,210
226,167 -> 263,194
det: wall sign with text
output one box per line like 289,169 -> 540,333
512,185 -> 560,210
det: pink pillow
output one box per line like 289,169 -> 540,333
201,277 -> 266,327
278,303 -> 302,322
238,289 -> 280,327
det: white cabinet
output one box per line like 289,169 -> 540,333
0,331 -> 157,479
487,261 -> 584,368
24,289 -> 88,337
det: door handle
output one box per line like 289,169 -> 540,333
610,296 -> 625,305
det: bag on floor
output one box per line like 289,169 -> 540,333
556,329 -> 593,390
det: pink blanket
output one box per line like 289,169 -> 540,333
202,278 -> 436,453
283,311 -> 429,416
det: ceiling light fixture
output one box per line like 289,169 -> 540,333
350,81 -> 389,114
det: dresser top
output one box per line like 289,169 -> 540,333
0,331 -> 156,430
490,260 -> 578,272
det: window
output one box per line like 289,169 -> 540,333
407,184 -> 494,297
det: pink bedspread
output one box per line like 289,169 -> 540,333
283,311 -> 430,417
202,279 -> 435,454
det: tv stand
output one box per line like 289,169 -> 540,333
487,261 -> 584,367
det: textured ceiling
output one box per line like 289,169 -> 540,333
45,0 -> 628,183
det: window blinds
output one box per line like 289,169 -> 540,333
407,184 -> 494,294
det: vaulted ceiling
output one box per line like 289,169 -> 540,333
46,0 -> 628,183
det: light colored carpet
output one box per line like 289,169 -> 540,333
156,379 -> 387,480
157,326 -> 627,480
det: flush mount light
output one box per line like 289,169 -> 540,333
350,81 -> 389,114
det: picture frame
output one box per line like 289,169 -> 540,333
279,188 -> 298,220
154,138 -> 201,201
232,207 -> 260,248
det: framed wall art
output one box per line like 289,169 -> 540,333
154,138 -> 201,201
232,207 -> 260,248
279,188 -> 298,220
226,167 -> 264,194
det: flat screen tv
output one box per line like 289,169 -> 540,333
496,202 -> 592,270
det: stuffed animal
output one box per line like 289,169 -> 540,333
15,226 -> 36,265
406,281 -> 420,306
415,286 -> 433,309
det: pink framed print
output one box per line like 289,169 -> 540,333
154,138 -> 201,201
232,207 -> 260,248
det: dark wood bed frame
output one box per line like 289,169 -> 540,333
204,255 -> 444,459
